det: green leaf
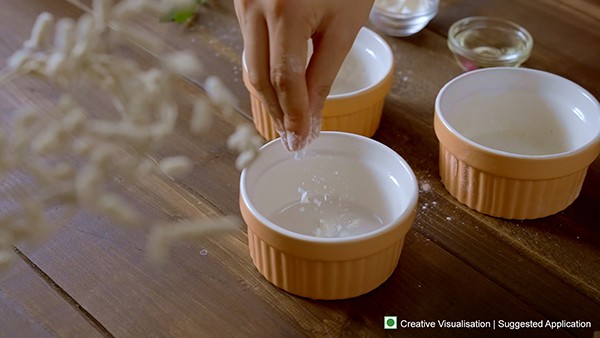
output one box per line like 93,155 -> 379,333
168,8 -> 197,24
160,0 -> 209,24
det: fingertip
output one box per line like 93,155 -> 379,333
283,114 -> 310,147
285,131 -> 308,152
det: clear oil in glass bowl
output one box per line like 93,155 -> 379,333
448,17 -> 533,71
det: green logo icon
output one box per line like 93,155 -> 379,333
384,316 -> 397,329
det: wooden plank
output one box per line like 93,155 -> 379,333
67,0 -> 600,319
15,175 -> 578,337
0,23 -> 574,338
3,52 -> 580,338
1,0 -> 599,336
0,257 -> 104,337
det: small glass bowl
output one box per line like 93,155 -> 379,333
369,0 -> 439,37
448,16 -> 533,71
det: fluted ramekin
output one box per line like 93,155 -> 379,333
435,68 -> 600,219
239,132 -> 418,299
242,27 -> 394,140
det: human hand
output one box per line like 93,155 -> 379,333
234,0 -> 374,151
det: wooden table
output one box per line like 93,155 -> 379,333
1,0 -> 599,337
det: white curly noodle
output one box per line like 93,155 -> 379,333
0,0 -> 262,268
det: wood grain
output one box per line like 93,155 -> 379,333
0,256 -> 104,337
1,0 -> 599,337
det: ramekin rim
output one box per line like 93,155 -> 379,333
239,131 -> 418,244
242,27 -> 394,99
435,67 -> 600,161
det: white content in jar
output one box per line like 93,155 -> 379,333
270,196 -> 384,238
307,39 -> 370,95
374,0 -> 428,14
329,51 -> 370,95
262,155 -> 389,238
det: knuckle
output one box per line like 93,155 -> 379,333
247,71 -> 268,92
270,0 -> 290,17
314,84 -> 331,99
270,66 -> 295,92
234,0 -> 252,11
285,108 -> 303,122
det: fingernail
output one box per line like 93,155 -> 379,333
309,115 -> 322,141
287,132 -> 301,152
278,130 -> 291,151
286,131 -> 307,152
274,119 -> 285,134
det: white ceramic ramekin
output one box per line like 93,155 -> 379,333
434,68 -> 600,219
243,27 -> 394,140
239,132 -> 418,299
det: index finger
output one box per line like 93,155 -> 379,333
267,16 -> 311,150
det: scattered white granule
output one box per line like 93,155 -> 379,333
420,182 -> 431,192
299,188 -> 309,204
313,219 -> 343,238
293,145 -> 308,160
283,131 -> 308,153
346,219 -> 360,229
446,216 -> 452,221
